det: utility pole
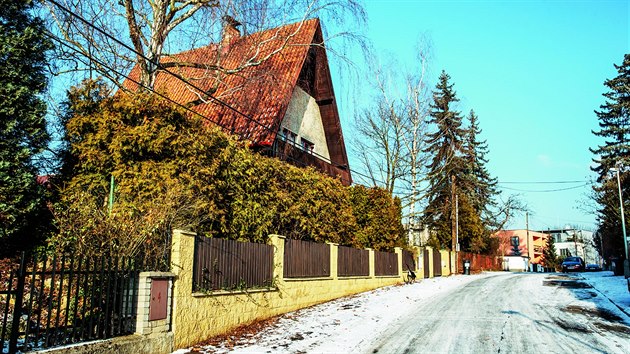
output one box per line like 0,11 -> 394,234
612,167 -> 630,278
451,175 -> 457,252
526,212 -> 530,271
456,194 -> 459,252
451,175 -> 458,274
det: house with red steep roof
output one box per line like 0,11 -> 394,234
125,17 -> 352,185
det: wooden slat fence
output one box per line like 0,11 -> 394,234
433,249 -> 442,276
284,239 -> 330,278
457,252 -> 502,273
374,250 -> 398,276
193,237 -> 274,292
1,253 -> 140,354
402,250 -> 416,271
337,246 -> 369,277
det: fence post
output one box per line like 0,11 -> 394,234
415,246 -> 424,278
170,229 -> 196,348
9,253 -> 27,353
366,248 -> 375,278
268,235 -> 286,282
394,247 -> 403,280
327,243 -> 338,280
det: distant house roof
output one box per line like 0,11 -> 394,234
124,18 -> 351,184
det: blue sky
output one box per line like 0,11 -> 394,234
332,0 -> 629,231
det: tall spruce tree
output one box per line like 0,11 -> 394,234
0,0 -> 53,254
462,110 -> 500,252
463,110 -> 499,216
542,235 -> 559,269
422,71 -> 467,249
590,54 -> 630,262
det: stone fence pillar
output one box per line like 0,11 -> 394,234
268,234 -> 286,281
135,272 -> 175,336
366,248 -> 375,278
328,242 -> 339,280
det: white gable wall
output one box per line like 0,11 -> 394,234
280,87 -> 331,161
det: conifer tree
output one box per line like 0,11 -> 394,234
463,110 -> 499,217
422,71 -> 467,249
591,54 -> 630,181
590,54 -> 630,261
461,110 -> 501,251
542,235 -> 559,269
0,0 -> 53,254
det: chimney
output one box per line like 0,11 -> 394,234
221,16 -> 241,51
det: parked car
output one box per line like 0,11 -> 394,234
561,257 -> 585,272
585,264 -> 602,272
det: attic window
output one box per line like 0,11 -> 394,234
281,128 -> 297,145
301,138 -> 314,154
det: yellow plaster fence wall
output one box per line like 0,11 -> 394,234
415,247 -> 458,278
170,230 -> 405,349
440,250 -> 451,276
426,247 -> 434,278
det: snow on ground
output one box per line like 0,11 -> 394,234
172,271 -> 630,354
581,271 -> 630,314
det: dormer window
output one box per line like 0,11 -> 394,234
301,138 -> 314,154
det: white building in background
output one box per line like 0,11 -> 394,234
406,222 -> 430,247
539,228 -> 599,265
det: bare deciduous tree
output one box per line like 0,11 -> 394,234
352,41 -> 433,240
43,0 -> 366,90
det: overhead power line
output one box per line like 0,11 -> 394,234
43,31 -> 356,186
46,0 -> 369,185
497,183 -> 591,193
497,180 -> 590,185
49,0 -> 547,198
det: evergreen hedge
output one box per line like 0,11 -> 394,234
49,83 -> 405,260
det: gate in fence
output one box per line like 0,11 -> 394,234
423,249 -> 430,278
433,249 -> 442,277
1,253 -> 142,354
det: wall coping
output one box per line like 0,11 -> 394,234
192,287 -> 278,298
139,272 -> 176,278
172,229 -> 196,237
337,276 -> 371,280
283,276 -> 333,282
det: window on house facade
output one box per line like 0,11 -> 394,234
511,236 -> 519,247
281,128 -> 297,145
301,138 -> 314,153
560,248 -> 571,257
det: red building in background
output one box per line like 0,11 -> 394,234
495,229 -> 550,270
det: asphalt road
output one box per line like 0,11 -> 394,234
370,273 -> 630,354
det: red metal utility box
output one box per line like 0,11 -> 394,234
149,279 -> 169,321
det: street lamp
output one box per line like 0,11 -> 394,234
610,167 -> 630,278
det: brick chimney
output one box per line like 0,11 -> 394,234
221,16 -> 241,51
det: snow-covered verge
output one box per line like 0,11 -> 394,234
171,273 -> 499,354
581,270 -> 630,314
171,271 -> 630,354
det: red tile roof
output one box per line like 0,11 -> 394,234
125,18 -> 321,144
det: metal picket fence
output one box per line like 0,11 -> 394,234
1,253 -> 142,354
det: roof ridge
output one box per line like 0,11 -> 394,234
162,18 -> 320,58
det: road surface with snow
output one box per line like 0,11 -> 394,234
175,272 -> 630,354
